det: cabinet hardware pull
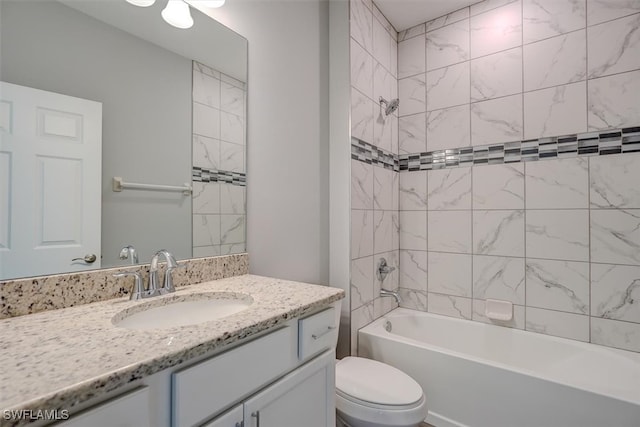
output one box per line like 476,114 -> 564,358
312,325 -> 336,340
251,411 -> 260,427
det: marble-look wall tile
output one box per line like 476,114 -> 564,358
351,301 -> 375,355
374,63 -> 396,108
193,70 -> 220,108
220,243 -> 245,256
374,109 -> 396,153
374,295 -> 399,318
428,211 -> 472,253
587,13 -> 640,79
473,163 -> 525,209
471,48 -> 523,101
427,7 -> 471,32
524,82 -> 588,139
588,70 -> 640,130
427,167 -> 472,210
399,113 -> 427,154
428,252 -> 473,297
473,299 -> 525,329
392,173 -> 400,212
220,184 -> 244,215
470,0 -> 519,16
473,255 -> 525,303
526,209 -> 590,261
351,209 -> 374,259
591,317 -> 640,352
592,263 -> 640,323
193,246 -> 221,258
426,19 -> 470,71
193,214 -> 221,247
220,83 -> 244,117
220,112 -> 244,145
351,256 -> 374,310
590,153 -> 640,209
591,209 -> 640,265
523,31 -> 587,92
351,159 -> 374,209
526,259 -> 590,314
523,0 -> 586,44
351,38 -> 374,98
426,105 -> 471,151
400,171 -> 428,210
220,141 -> 244,173
374,166 -> 394,210
399,250 -> 428,291
221,215 -> 245,245
525,307 -> 590,341
374,211 -> 394,254
399,24 -> 425,42
398,289 -> 428,311
193,182 -> 220,214
398,75 -> 426,117
373,17 -> 392,73
192,135 -> 219,170
193,102 -> 220,139
400,211 -> 428,250
473,210 -> 525,256
390,35 -> 399,79
426,62 -> 470,111
351,88 -> 375,142
398,35 -> 426,79
470,1 -> 523,59
471,94 -> 523,145
587,0 -> 640,26
373,3 -> 397,41
525,157 -> 589,209
351,0 -> 373,52
428,293 -> 473,319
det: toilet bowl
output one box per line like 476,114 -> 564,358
335,357 -> 428,427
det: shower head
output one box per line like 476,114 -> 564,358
379,97 -> 399,116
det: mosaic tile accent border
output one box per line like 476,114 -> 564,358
350,127 -> 640,172
192,167 -> 246,186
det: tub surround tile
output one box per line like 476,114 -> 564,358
0,254 -> 249,319
220,184 -> 245,215
192,135 -> 220,170
426,19 -> 470,71
470,1 -> 523,59
220,215 -> 245,245
523,0 -> 586,44
193,182 -> 220,214
473,299 -> 525,329
351,88 -> 375,142
526,209 -> 590,261
426,7 -> 470,32
193,246 -> 222,258
351,0 -> 373,52
193,102 -> 220,139
426,105 -> 471,152
592,263 -> 640,323
399,75 -> 426,117
525,157 -> 589,209
351,257 -> 375,310
471,48 -> 523,102
428,211 -> 472,253
473,163 -> 525,209
193,214 -> 221,247
374,63 -> 397,109
400,171 -> 428,210
587,13 -> 640,79
399,23 -> 425,41
193,70 -> 220,109
473,255 -> 525,304
352,301 -> 375,355
523,31 -> 587,92
220,112 -> 244,145
374,211 -> 394,254
590,153 -> 640,208
220,141 -> 244,173
471,95 -> 523,146
400,211 -> 428,251
428,293 -> 473,319
588,70 -> 640,131
428,252 -> 473,297
591,317 -> 640,353
524,82 -> 588,139
473,210 -> 525,257
352,210 -> 374,259
373,17 -> 393,73
374,295 -> 399,319
351,38 -> 374,98
374,107 -> 396,153
220,83 -> 244,117
398,289 -> 428,311
351,159 -> 374,209
591,209 -> 640,265
526,259 -> 590,314
374,166 -> 394,210
587,0 -> 640,26
399,113 -> 427,154
427,167 -> 472,210
398,35 -> 426,79
400,250 -> 428,291
426,62 -> 470,111
526,307 -> 590,341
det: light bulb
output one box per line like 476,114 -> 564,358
200,0 -> 225,7
162,0 -> 194,29
126,0 -> 156,7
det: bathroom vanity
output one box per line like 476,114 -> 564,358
0,275 -> 344,427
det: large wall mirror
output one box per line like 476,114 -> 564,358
0,0 -> 248,280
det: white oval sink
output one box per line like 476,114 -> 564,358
113,292 -> 253,330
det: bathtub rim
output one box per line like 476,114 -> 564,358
359,308 -> 640,407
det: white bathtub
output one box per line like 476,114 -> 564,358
358,308 -> 640,427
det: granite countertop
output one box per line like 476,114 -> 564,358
0,274 -> 344,419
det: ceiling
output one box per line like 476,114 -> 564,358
374,0 -> 478,31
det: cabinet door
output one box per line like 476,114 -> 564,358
57,387 -> 150,427
243,350 -> 335,427
201,405 -> 243,427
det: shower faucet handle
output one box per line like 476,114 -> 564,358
377,257 -> 396,282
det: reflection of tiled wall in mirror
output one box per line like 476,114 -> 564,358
191,61 -> 247,258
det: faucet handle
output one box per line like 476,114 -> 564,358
113,272 -> 145,300
162,263 -> 185,294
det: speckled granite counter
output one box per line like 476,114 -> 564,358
0,274 -> 344,422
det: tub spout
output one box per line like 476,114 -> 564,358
380,288 -> 400,304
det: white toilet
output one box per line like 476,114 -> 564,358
335,357 -> 428,427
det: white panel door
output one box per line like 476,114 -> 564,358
0,81 -> 102,279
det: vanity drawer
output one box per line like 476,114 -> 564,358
298,307 -> 337,361
172,326 -> 296,427
57,387 -> 150,427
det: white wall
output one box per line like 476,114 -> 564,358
199,1 -> 331,285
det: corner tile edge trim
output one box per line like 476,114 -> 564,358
0,253 -> 249,319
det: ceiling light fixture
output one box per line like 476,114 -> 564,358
161,0 -> 194,29
125,0 -> 156,6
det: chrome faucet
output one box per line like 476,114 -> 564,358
380,288 -> 400,304
119,245 -> 139,265
377,258 -> 396,282
149,249 -> 182,295
113,271 -> 146,300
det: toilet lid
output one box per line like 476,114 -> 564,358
335,357 -> 423,406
